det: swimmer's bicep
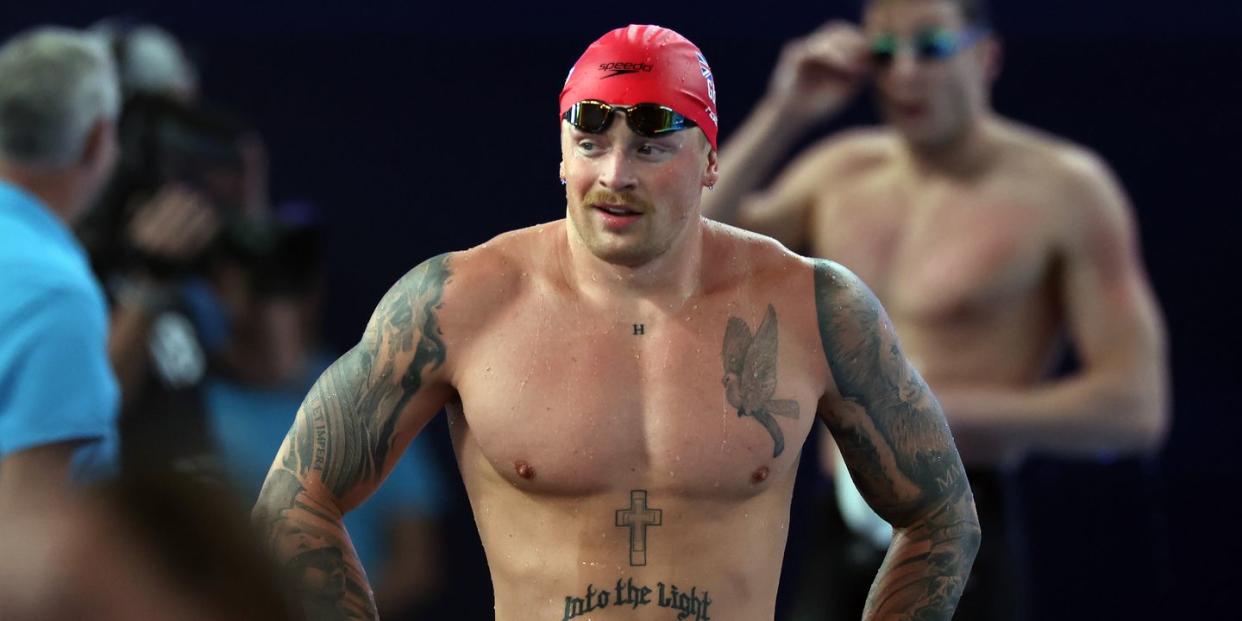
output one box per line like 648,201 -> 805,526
815,392 -> 912,521
1058,160 -> 1164,366
811,260 -> 979,617
268,254 -> 457,508
249,253 -> 463,621
352,252 -> 457,433
811,260 -> 972,525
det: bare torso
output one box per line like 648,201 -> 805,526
440,222 -> 829,620
806,120 -> 1079,390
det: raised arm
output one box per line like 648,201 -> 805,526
812,260 -> 980,620
253,254 -> 456,620
702,21 -> 870,249
704,137 -> 829,251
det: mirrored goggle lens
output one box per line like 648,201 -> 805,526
564,101 -> 695,137
627,105 -> 693,135
565,101 -> 613,132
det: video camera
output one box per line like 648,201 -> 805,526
80,94 -> 319,297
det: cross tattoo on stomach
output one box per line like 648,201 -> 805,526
616,490 -> 662,566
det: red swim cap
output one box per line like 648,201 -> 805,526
559,25 -> 718,149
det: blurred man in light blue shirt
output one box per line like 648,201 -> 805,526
0,27 -> 122,502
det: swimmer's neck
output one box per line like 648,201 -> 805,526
560,216 -> 704,307
899,114 -> 1005,179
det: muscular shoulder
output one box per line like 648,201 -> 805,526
808,259 -> 881,323
357,224 -> 554,390
421,222 -> 559,331
702,219 -> 814,291
1000,122 -> 1125,204
998,122 -> 1133,244
807,259 -> 900,399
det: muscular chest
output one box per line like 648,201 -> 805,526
450,298 -> 821,498
810,178 -> 1051,320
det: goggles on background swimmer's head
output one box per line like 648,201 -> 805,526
868,26 -> 989,67
562,100 -> 697,138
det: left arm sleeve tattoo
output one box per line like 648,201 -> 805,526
812,259 -> 981,620
253,254 -> 454,620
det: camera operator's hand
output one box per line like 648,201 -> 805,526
126,184 -> 220,265
110,185 -> 220,403
765,21 -> 872,128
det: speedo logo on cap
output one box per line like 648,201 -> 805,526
598,61 -> 654,78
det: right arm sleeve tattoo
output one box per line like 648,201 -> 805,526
812,260 -> 981,621
253,253 -> 453,621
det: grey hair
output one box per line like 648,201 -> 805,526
0,27 -> 120,167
